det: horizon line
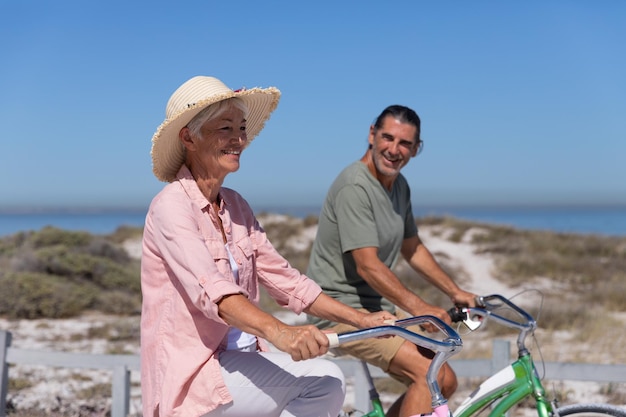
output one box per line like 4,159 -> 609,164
2,201 -> 626,215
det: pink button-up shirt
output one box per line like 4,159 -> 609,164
140,166 -> 323,417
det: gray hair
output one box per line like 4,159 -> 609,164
186,97 -> 249,139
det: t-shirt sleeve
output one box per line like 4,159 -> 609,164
404,198 -> 418,239
334,184 -> 380,253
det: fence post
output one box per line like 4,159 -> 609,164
353,361 -> 370,413
111,365 -> 130,417
490,339 -> 511,417
491,339 -> 511,374
0,330 -> 12,417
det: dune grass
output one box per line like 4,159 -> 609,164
2,215 -> 626,415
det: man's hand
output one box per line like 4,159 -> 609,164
451,290 -> 479,308
408,304 -> 452,333
355,310 -> 397,329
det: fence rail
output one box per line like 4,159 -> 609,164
2,330 -> 626,417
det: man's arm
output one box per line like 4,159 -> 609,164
351,235 -> 476,324
304,292 -> 396,329
401,235 -> 476,307
350,246 -> 451,322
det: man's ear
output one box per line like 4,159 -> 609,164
367,125 -> 376,147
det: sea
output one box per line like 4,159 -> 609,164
0,205 -> 625,238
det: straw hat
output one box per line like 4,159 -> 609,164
151,75 -> 281,182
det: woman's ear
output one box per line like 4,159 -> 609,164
179,127 -> 195,150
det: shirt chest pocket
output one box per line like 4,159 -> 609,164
205,238 -> 232,280
232,236 -> 258,300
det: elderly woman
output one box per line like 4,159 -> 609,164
141,76 -> 395,417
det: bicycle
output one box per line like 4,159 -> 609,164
330,293 -> 626,417
326,314 -> 464,417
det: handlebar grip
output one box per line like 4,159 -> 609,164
383,319 -> 396,325
447,307 -> 467,323
326,332 -> 339,348
475,295 -> 486,307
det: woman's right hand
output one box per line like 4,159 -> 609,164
269,324 -> 332,361
218,295 -> 331,361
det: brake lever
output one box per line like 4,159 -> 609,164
461,309 -> 483,331
448,306 -> 483,331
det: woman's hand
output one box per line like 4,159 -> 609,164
269,324 -> 332,362
218,294 -> 332,361
270,311 -> 397,361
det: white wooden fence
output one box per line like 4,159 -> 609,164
1,330 -> 626,417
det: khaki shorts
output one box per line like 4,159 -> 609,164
327,310 -> 433,386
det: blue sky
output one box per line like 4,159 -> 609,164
1,1 -> 625,211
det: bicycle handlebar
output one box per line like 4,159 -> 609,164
324,314 -> 463,408
448,294 -> 537,353
326,314 -> 462,352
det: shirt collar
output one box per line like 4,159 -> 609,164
175,165 -> 227,210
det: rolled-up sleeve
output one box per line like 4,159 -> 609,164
248,217 -> 322,314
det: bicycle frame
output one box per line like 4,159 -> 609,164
338,294 -> 626,417
352,350 -> 453,417
452,294 -> 553,417
453,353 -> 552,417
355,358 -> 386,417
351,344 -> 551,417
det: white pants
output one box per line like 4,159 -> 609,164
202,351 -> 345,417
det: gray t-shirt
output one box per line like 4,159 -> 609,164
307,161 -> 417,328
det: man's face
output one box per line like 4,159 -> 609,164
368,115 -> 419,179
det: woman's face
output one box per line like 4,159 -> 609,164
192,105 -> 248,179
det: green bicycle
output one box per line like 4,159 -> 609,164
327,314 -> 463,417
334,293 -> 626,417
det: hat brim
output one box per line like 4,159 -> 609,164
151,87 -> 280,182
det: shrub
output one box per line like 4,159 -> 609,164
75,382 -> 111,400
0,272 -> 97,319
0,225 -> 141,318
302,215 -> 318,228
85,237 -> 130,263
89,257 -> 141,292
28,226 -> 92,249
107,225 -> 144,244
0,232 -> 29,257
93,290 -> 142,315
31,246 -> 140,292
465,222 -> 626,311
